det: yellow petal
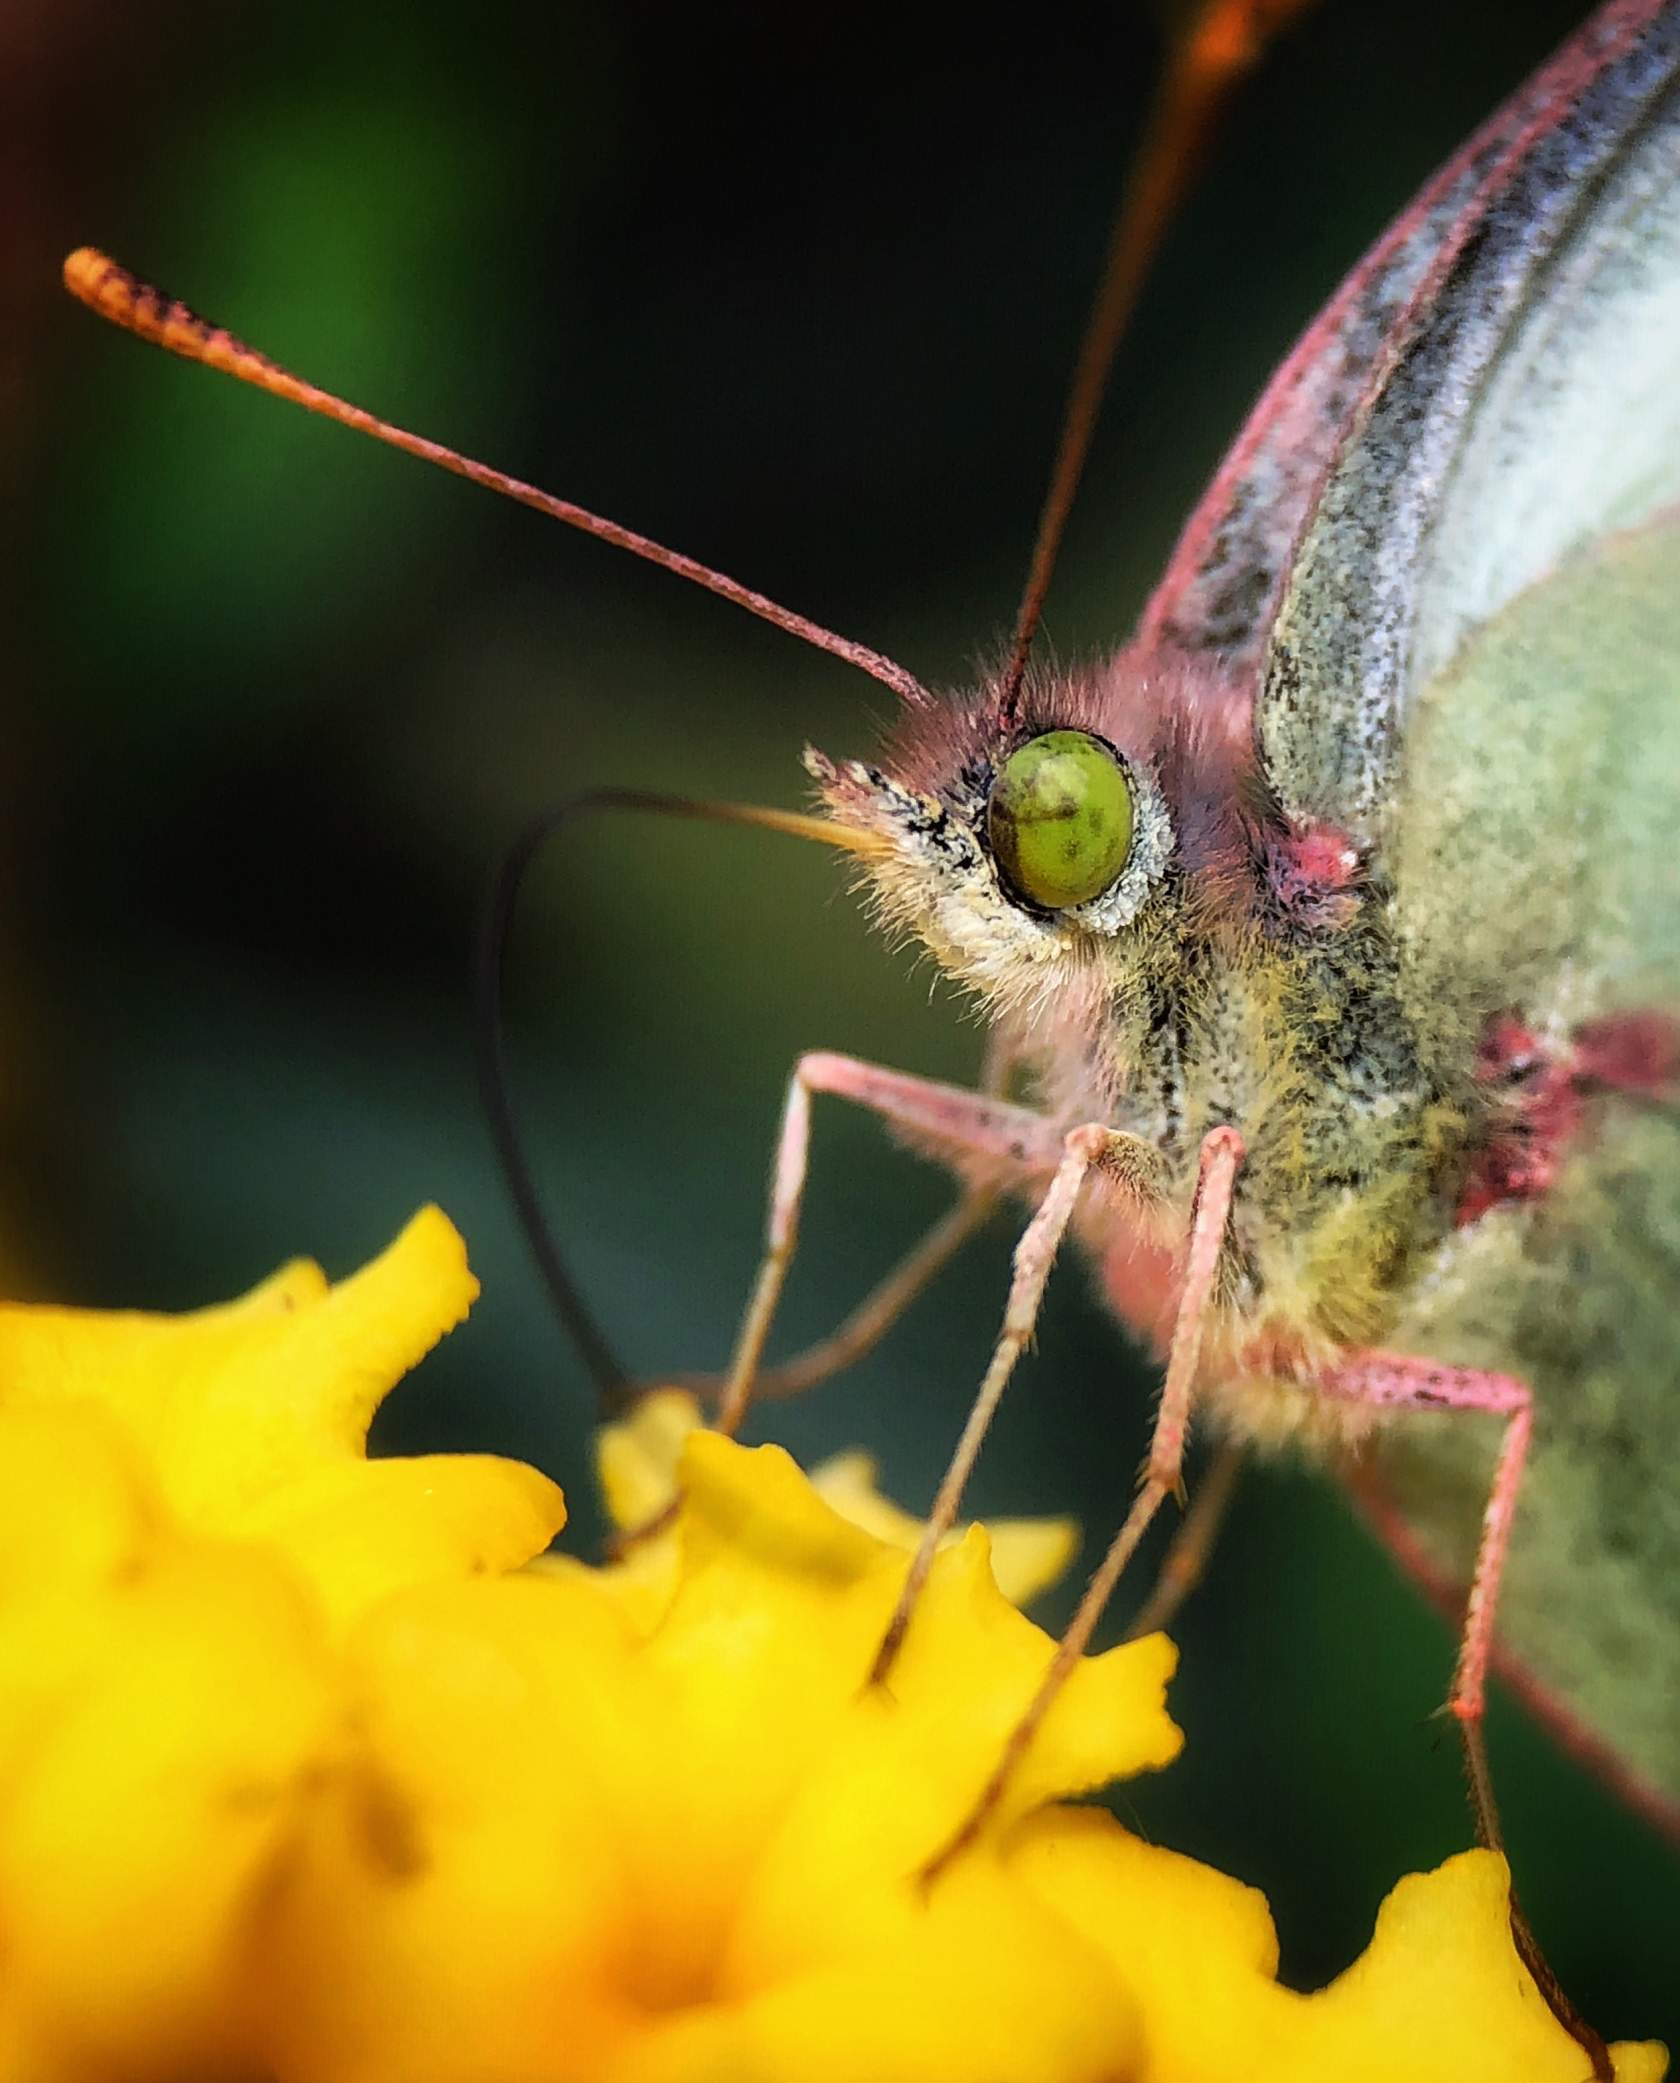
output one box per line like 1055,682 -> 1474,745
600,1389 -> 1077,1610
597,1386 -> 701,1531
247,1451 -> 571,1630
261,1573 -> 647,2083
611,1859 -> 1142,2083
0,1205 -> 475,1519
0,1403 -> 160,1768
0,1207 -> 565,1628
1008,1812 -> 1664,2083
0,1539 -> 334,2080
811,1446 -> 1077,1606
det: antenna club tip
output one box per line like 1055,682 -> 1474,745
62,246 -> 115,301
60,248 -> 259,379
62,246 -> 162,331
1184,0 -> 1317,80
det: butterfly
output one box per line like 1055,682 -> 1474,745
63,0 -> 1680,2067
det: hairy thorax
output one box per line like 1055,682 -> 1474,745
1036,883 -> 1476,1448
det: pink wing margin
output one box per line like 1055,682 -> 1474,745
1135,0 -> 1673,673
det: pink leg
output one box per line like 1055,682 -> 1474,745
1124,1436 -> 1244,1642
713,1053 -> 1068,1441
662,1034 -> 1028,1407
1148,1126 -> 1244,1496
608,1054 -> 1064,1557
669,1189 -> 998,1403
1320,1351 -> 1610,2081
919,1125 -> 1244,1881
868,1118 -> 1168,1684
1320,1352 -> 1530,1728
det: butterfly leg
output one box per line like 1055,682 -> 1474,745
917,1124 -> 1244,1881
670,1184 -> 1000,1403
867,1117 -> 1174,1689
1319,1351 -> 1611,2083
1317,1353 -> 1530,1739
711,1053 -> 1066,1444
610,1054 -> 1062,1556
1123,1436 -> 1245,1642
663,1034 -> 1025,1406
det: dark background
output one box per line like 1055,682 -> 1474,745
12,0 -> 1677,2047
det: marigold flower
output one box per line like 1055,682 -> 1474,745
0,1209 -> 1663,2083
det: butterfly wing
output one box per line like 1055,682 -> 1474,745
1199,0 -> 1680,1833
1137,0 -> 1680,1827
1140,0 -> 1680,730
1256,0 -> 1680,843
1374,512 -> 1680,1843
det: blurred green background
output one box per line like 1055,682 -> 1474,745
15,0 -> 1677,2047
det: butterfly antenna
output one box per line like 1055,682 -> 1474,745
62,248 -> 932,711
997,0 -> 1318,723
477,789 -> 879,1409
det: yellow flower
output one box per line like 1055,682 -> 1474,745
0,1209 -> 1662,2083
0,1209 -> 565,2081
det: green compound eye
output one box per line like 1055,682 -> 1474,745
987,729 -> 1134,911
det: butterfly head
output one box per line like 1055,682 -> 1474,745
805,650 -> 1253,1027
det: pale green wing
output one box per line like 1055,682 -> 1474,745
1243,3 -> 1680,1829
1371,515 -> 1680,1831
1256,4 -> 1680,850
